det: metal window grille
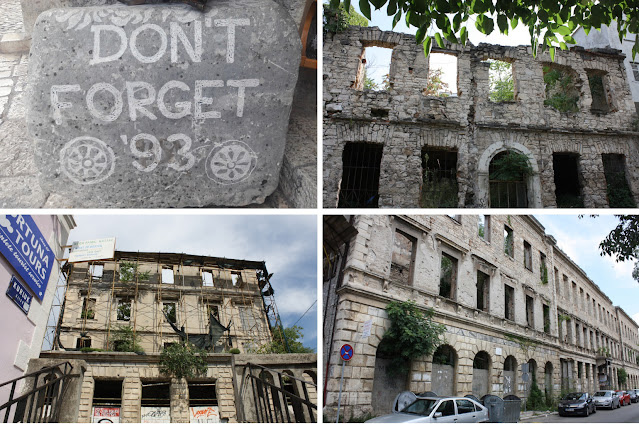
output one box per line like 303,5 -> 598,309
489,152 -> 528,208
421,148 -> 458,207
338,143 -> 383,208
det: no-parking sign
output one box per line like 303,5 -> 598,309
340,344 -> 354,361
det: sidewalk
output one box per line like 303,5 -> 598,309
519,410 -> 559,421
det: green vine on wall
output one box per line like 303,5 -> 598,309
505,333 -> 539,359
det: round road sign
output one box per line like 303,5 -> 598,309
340,344 -> 354,361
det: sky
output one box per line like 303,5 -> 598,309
534,214 -> 639,329
59,214 -> 318,350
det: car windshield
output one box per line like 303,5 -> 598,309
594,391 -> 610,397
563,393 -> 585,401
403,399 -> 438,416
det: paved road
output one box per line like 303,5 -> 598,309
523,403 -> 639,423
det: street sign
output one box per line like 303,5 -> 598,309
6,275 -> 33,315
522,372 -> 530,383
340,344 -> 354,361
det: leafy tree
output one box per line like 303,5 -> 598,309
488,60 -> 514,102
159,342 -> 208,379
598,216 -> 639,282
618,367 -> 628,386
323,3 -> 368,33
119,262 -> 150,283
326,0 -> 639,60
255,325 -> 314,354
109,325 -> 144,353
377,300 -> 446,375
424,68 -> 449,96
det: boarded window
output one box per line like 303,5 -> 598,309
523,241 -> 532,270
440,253 -> 457,300
421,148 -> 458,208
504,285 -> 514,320
89,264 -> 104,279
390,230 -> 415,285
476,271 -> 489,312
602,154 -> 636,208
238,305 -> 257,331
526,295 -> 534,327
202,270 -> 214,287
338,142 -> 383,208
504,226 -> 514,257
162,267 -> 174,284
553,153 -> 583,208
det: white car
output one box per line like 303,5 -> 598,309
365,395 -> 489,423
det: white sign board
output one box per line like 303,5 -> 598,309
361,319 -> 373,339
190,406 -> 221,423
92,407 -> 120,423
141,406 -> 171,423
68,237 -> 116,263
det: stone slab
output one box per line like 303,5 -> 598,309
27,2 -> 301,207
0,32 -> 31,53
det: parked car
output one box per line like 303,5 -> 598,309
616,390 -> 631,406
558,392 -> 596,417
628,389 -> 638,403
593,390 -> 621,409
365,395 -> 489,423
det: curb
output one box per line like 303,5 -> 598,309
519,411 -> 559,421
0,32 -> 30,53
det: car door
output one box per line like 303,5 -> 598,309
432,400 -> 458,423
454,399 -> 480,423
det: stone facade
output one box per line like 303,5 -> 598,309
323,215 -> 639,420
323,26 -> 639,208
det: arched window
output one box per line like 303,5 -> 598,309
489,150 -> 531,208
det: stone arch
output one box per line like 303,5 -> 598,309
472,351 -> 491,397
503,355 -> 517,396
432,344 -> 458,396
477,141 -> 542,207
372,338 -> 408,415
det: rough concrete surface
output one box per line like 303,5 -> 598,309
27,2 -> 301,207
0,0 -> 25,36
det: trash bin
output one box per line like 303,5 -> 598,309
481,395 -> 504,423
502,395 -> 522,423
465,394 -> 481,403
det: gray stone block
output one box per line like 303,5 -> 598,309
27,2 -> 301,207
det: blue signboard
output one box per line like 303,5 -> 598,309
6,275 -> 33,315
0,215 -> 54,301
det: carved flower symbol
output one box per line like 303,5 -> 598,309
205,140 -> 257,184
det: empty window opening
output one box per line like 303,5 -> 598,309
76,336 -> 91,349
338,142 -> 383,208
563,275 -> 569,300
486,59 -> 514,102
426,53 -> 457,96
163,302 -> 177,324
478,216 -> 490,242
89,264 -> 104,279
421,147 -> 458,208
543,304 -> 550,334
82,297 -> 96,320
162,267 -> 174,284
117,298 -> 131,321
523,241 -> 532,271
370,108 -> 389,118
439,252 -> 458,300
141,382 -> 171,407
543,64 -> 579,112
554,268 -> 559,294
587,70 -> 610,114
202,270 -> 214,287
503,226 -> 514,258
553,153 -> 583,207
476,271 -> 490,312
557,314 -> 563,340
208,304 -> 220,320
504,285 -> 515,321
473,351 -> 490,370
577,362 -> 582,379
231,271 -> 242,287
93,380 -> 123,407
602,154 -> 636,208
189,383 -> 218,407
489,151 -> 530,208
390,230 -> 416,286
540,253 -> 548,284
526,295 -> 534,327
357,46 -> 392,91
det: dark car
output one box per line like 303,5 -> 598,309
628,389 -> 638,403
558,392 -> 596,417
616,390 -> 631,406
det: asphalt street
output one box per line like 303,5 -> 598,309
522,403 -> 639,423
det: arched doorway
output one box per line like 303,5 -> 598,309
503,356 -> 517,396
544,362 -> 553,403
432,345 -> 457,396
472,351 -> 491,397
372,339 -> 407,415
489,150 -> 530,208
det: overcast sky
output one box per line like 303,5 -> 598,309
66,214 -> 318,350
534,215 -> 639,329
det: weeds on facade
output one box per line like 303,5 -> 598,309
80,309 -> 95,320
377,301 -> 446,376
109,325 -> 145,353
597,346 -> 611,357
505,334 -> 538,359
159,342 -> 208,379
323,4 -> 367,34
543,66 -> 579,112
254,325 -> 314,354
489,151 -> 533,181
119,262 -> 150,282
605,172 -> 636,208
424,68 -> 450,97
540,263 -> 548,285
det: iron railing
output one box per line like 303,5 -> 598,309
0,362 -> 73,423
245,363 -> 317,423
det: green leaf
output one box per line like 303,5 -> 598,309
359,0 -> 371,19
497,14 -> 508,34
559,41 -> 567,50
392,10 -> 402,28
434,32 -> 445,48
460,26 -> 468,45
563,35 -> 576,44
370,0 -> 385,10
453,13 -> 462,32
549,46 -> 555,62
416,23 -> 428,44
387,0 -> 397,16
329,0 -> 339,8
511,17 -> 518,30
555,25 -> 571,36
414,0 -> 427,13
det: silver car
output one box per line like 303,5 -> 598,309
593,390 -> 621,409
366,396 -> 489,423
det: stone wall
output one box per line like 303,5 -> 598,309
323,215 -> 639,420
323,27 -> 639,208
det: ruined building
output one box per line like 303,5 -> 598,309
323,215 -> 639,420
17,251 -> 317,423
323,26 -> 639,208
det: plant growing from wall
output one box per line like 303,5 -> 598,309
323,3 -> 368,34
540,263 -> 548,285
597,346 -> 611,357
109,325 -> 145,353
543,66 -> 579,113
424,68 -> 450,97
558,314 -> 570,322
618,367 -> 628,386
377,300 -> 446,376
159,342 -> 208,379
81,309 -> 95,320
254,325 -> 314,354
526,377 -> 545,410
505,334 -> 538,359
489,151 -> 533,181
119,262 -> 150,283
420,152 -> 458,208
